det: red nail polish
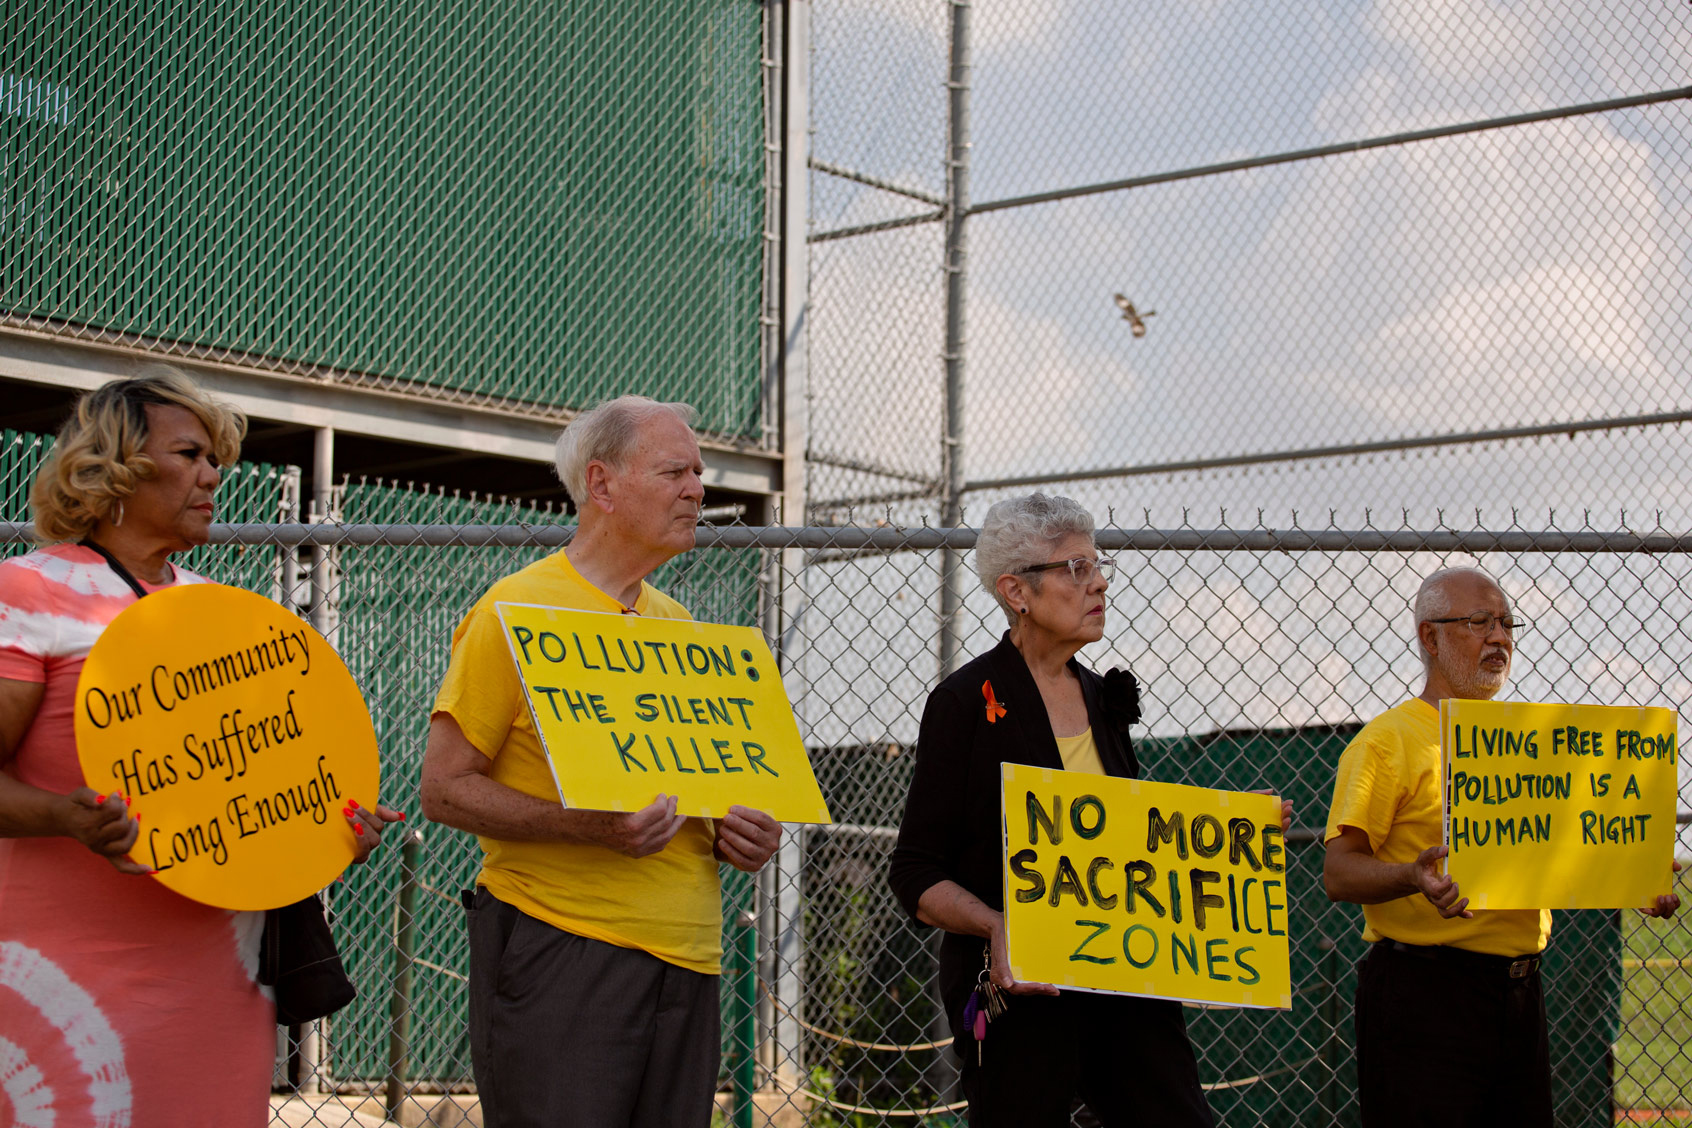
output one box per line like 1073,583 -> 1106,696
354,824 -> 364,835
348,799 -> 361,810
397,812 -> 407,821
95,794 -> 106,804
123,795 -> 131,807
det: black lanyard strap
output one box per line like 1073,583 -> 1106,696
78,539 -> 154,601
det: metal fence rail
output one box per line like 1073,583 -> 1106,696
4,499 -> 1690,1126
13,519 -> 1692,554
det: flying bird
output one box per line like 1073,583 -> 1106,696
1113,294 -> 1156,338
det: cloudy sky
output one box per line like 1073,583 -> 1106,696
804,0 -> 1692,527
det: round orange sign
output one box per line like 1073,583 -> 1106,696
74,584 -> 380,909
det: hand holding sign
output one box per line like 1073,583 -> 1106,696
1410,844 -> 1472,919
1643,860 -> 1683,920
989,914 -> 1059,996
61,787 -> 147,874
713,804 -> 784,872
346,799 -> 408,864
574,793 -> 688,858
1252,789 -> 1295,834
74,584 -> 381,910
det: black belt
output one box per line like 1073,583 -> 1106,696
1376,939 -> 1541,979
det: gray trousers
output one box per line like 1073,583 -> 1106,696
465,887 -> 722,1128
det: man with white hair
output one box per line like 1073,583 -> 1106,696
421,395 -> 783,1128
1323,566 -> 1675,1128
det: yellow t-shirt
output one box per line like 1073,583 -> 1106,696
1325,697 -> 1550,956
431,550 -> 723,974
1055,727 -> 1104,775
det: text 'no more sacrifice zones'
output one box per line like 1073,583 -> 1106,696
496,603 -> 831,823
1001,764 -> 1291,1010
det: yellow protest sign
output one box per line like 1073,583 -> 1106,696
495,603 -> 831,823
74,584 -> 380,910
1001,763 -> 1292,1009
1440,699 -> 1677,910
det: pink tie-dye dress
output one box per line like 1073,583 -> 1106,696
0,544 -> 275,1128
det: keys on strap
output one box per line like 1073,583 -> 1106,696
963,946 -> 1008,1064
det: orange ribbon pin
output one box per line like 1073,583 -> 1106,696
982,680 -> 1006,724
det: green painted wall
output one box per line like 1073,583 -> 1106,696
3,1 -> 765,431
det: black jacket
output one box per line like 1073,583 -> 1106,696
887,632 -> 1141,1025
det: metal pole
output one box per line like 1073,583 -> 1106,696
309,425 -> 335,637
385,830 -> 424,1124
14,522 -> 1692,556
777,0 -> 811,535
929,2 -> 973,1108
737,913 -> 759,1128
807,157 -> 946,205
723,883 -> 758,1128
760,0 -> 787,459
770,0 -> 812,1104
937,0 -> 972,678
297,425 -> 335,1093
964,406 -> 1692,492
967,84 -> 1692,217
268,465 -> 300,607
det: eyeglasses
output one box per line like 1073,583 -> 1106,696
1424,612 -> 1531,637
1018,556 -> 1115,584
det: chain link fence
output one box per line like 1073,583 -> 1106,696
804,0 -> 1692,530
5,433 -> 1692,1125
8,0 -> 1692,1125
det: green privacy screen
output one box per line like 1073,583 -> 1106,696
1,1 -> 765,433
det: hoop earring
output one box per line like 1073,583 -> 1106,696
113,501 -> 124,527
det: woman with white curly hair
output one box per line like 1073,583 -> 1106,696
889,493 -> 1268,1126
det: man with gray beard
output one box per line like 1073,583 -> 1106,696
1322,566 -> 1674,1128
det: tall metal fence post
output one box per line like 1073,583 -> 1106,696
299,425 -> 337,1094
931,4 -> 975,1109
271,465 -> 303,610
309,426 -> 336,637
723,890 -> 759,1128
937,0 -> 972,679
771,0 -> 813,1107
385,829 -> 424,1125
772,564 -> 808,1105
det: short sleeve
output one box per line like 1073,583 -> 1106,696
1324,731 -> 1404,853
0,558 -> 54,684
431,596 -> 523,759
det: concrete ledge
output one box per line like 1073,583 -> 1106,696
271,1089 -> 809,1128
270,1093 -> 481,1128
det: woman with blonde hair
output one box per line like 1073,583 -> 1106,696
0,368 -> 400,1127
